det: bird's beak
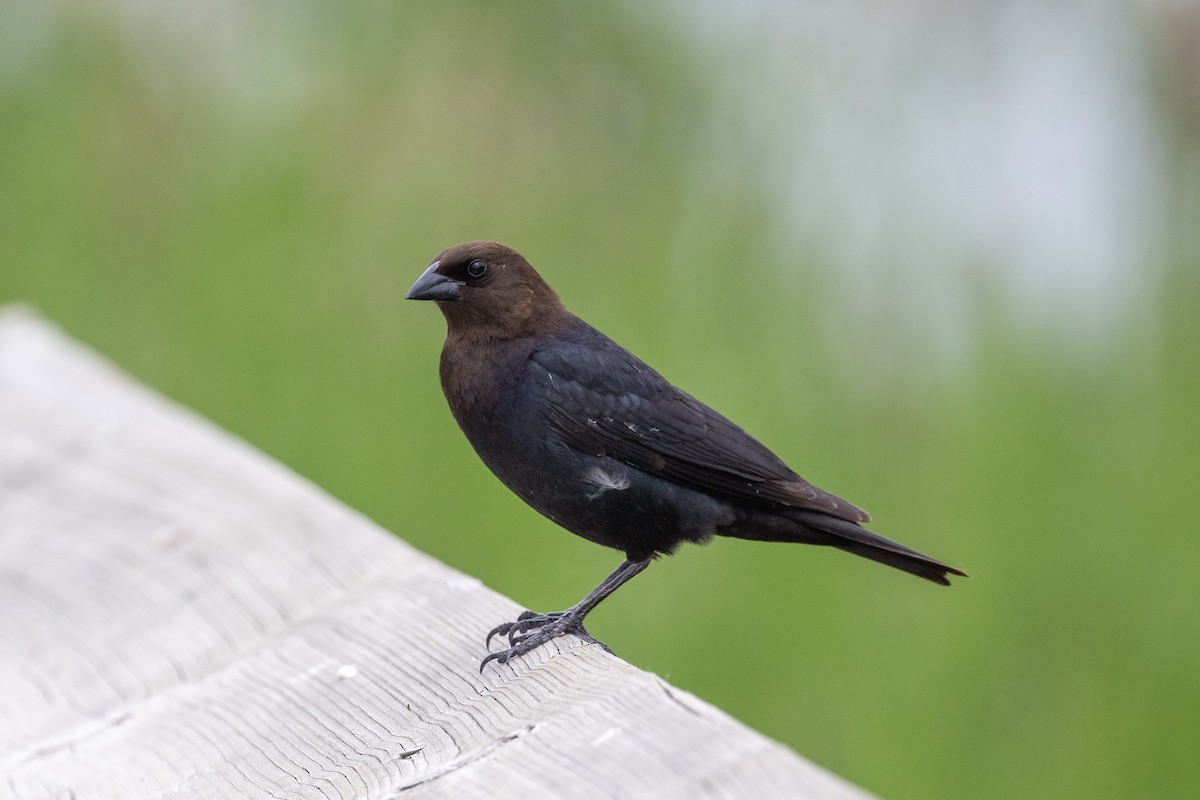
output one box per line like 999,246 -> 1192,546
406,262 -> 462,301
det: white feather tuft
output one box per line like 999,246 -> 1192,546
583,466 -> 631,499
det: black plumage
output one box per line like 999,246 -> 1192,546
406,241 -> 965,669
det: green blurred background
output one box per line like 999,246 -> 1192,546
3,2 -> 1198,798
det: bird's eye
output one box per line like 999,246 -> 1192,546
466,259 -> 488,279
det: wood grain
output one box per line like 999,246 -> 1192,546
0,306 -> 873,800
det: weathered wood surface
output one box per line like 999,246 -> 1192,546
0,306 -> 873,800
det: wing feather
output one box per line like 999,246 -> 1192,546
528,332 -> 869,523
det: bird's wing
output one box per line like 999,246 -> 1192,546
528,333 -> 870,523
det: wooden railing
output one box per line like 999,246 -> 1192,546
0,307 -> 872,800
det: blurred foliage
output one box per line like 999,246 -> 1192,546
2,3 -> 1198,799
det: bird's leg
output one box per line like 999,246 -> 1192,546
480,558 -> 650,671
492,561 -> 640,646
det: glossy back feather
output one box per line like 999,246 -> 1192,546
530,326 -> 871,523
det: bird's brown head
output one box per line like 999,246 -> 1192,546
406,241 -> 568,339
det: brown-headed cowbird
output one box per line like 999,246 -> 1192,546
407,241 -> 965,670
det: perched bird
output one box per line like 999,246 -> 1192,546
407,241 -> 965,670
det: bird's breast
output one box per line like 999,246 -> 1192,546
439,339 -> 528,423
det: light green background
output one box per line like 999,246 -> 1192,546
3,4 -> 1197,798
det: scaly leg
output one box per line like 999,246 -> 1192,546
480,558 -> 650,671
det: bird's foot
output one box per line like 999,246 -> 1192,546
485,609 -> 562,648
480,609 -> 609,671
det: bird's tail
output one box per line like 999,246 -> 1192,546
730,509 -> 967,585
802,511 -> 966,585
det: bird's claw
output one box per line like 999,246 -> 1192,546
479,610 -> 607,671
484,610 -> 565,649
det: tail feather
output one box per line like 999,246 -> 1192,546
792,511 -> 967,586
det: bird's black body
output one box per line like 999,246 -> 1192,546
443,318 -> 737,561
407,241 -> 965,668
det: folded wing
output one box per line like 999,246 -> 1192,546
529,331 -> 870,524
